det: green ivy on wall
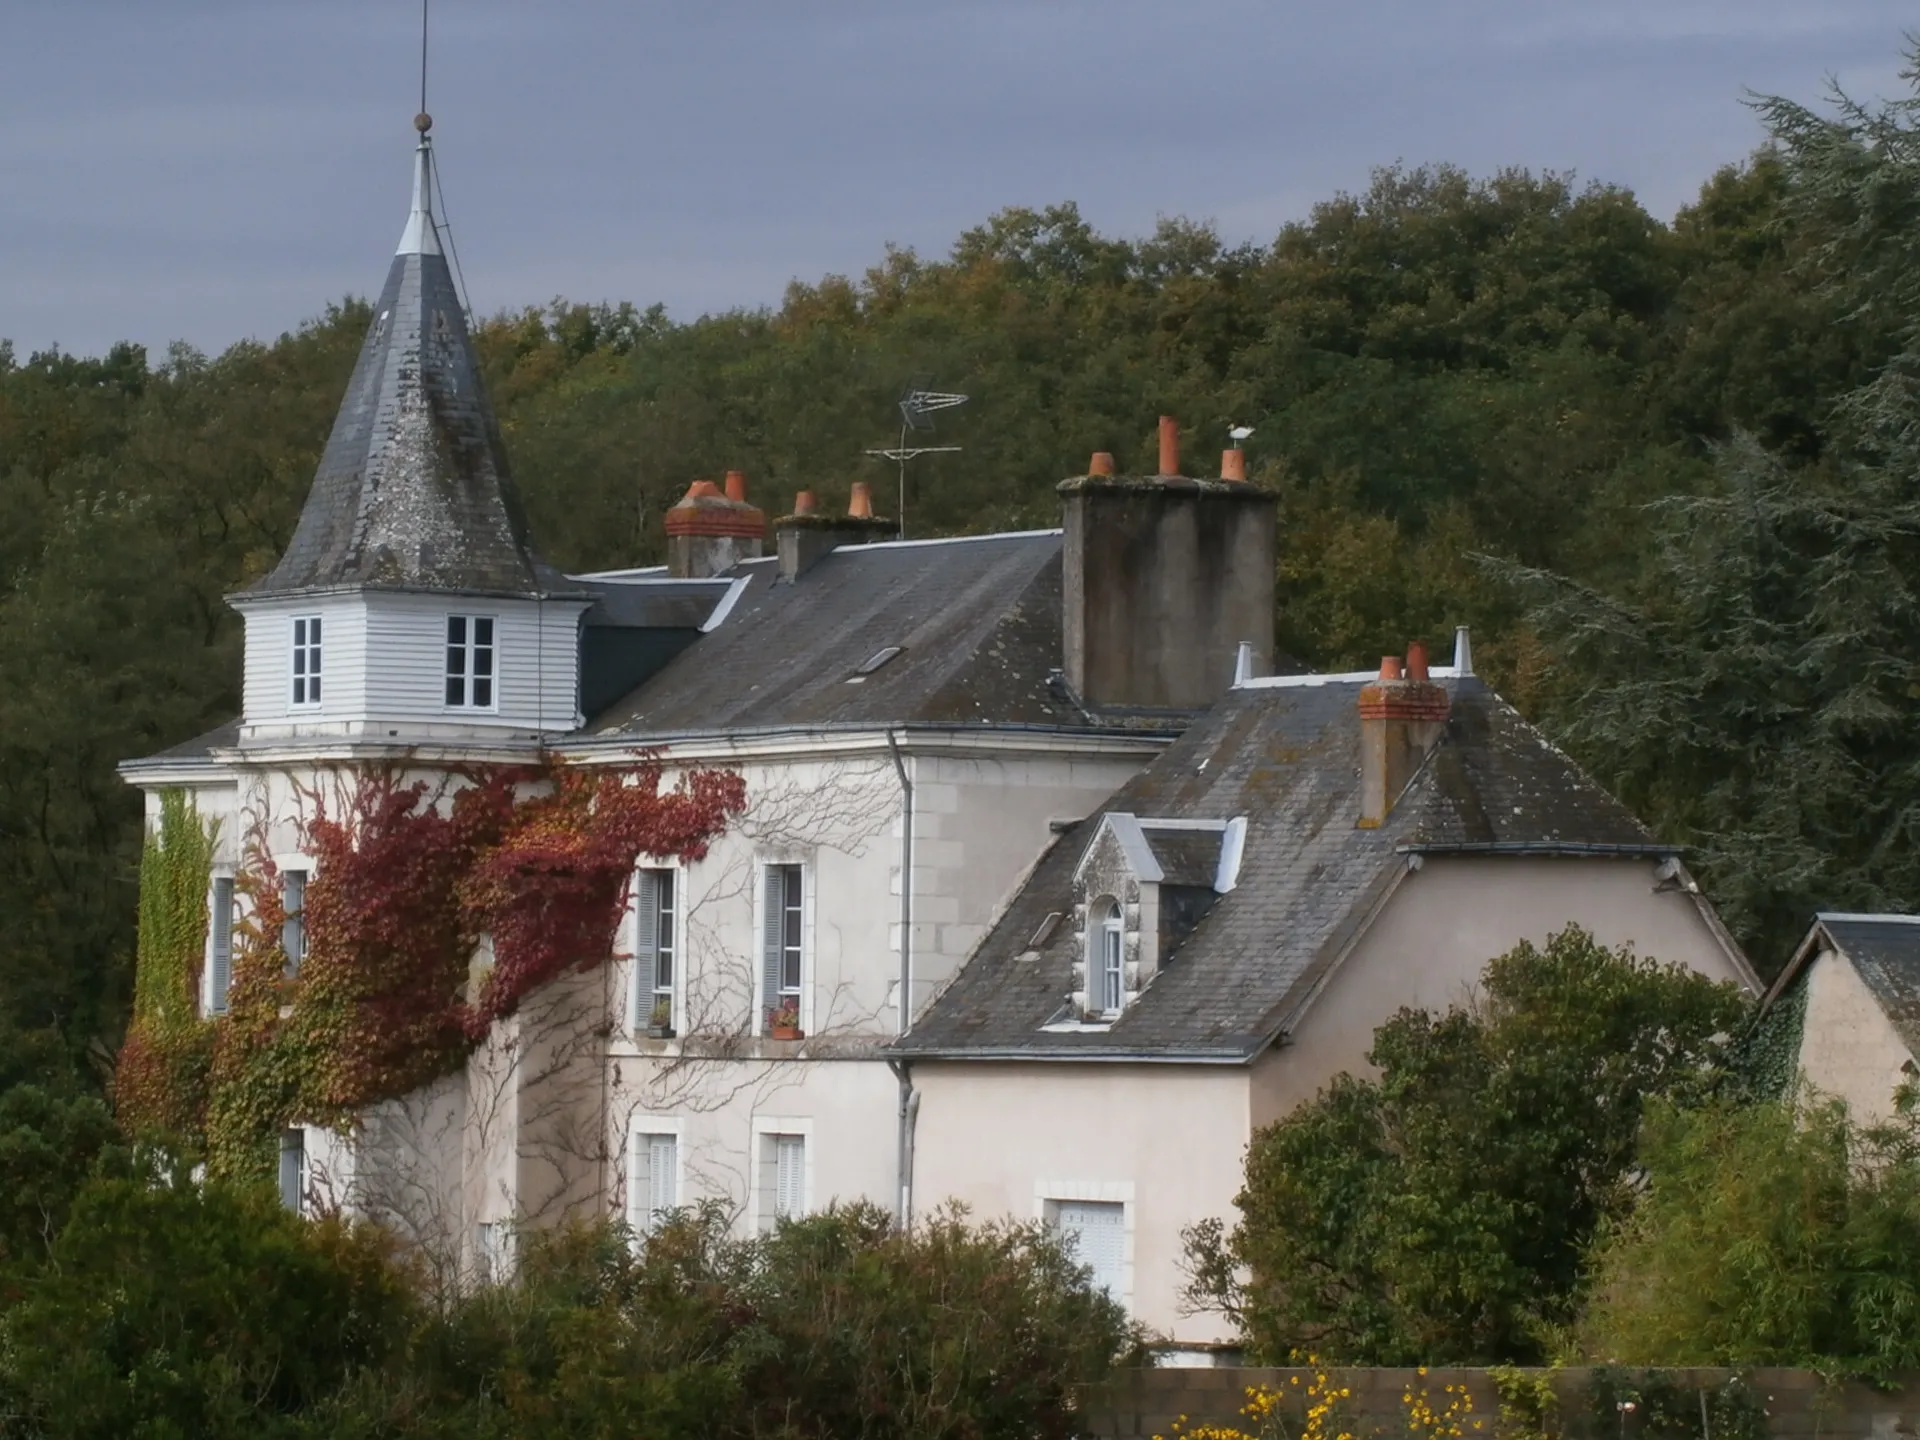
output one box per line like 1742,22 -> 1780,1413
115,789 -> 220,1143
1732,974 -> 1807,1101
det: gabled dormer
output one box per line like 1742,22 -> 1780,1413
1066,812 -> 1243,1019
231,121 -> 592,745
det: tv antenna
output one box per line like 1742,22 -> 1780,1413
864,378 -> 968,538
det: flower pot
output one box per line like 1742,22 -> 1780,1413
770,1023 -> 804,1041
645,1023 -> 675,1040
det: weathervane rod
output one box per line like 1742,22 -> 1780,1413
420,0 -> 430,118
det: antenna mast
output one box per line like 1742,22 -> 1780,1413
864,380 -> 968,539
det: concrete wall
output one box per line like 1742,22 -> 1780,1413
1061,478 -> 1275,710
1798,949 -> 1919,1126
1085,1367 -> 1920,1440
1255,855 -> 1754,1123
910,1062 -> 1251,1345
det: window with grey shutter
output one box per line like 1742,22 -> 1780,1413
278,1129 -> 306,1214
633,869 -> 667,1029
760,866 -> 787,1030
207,876 -> 235,1016
282,869 -> 308,978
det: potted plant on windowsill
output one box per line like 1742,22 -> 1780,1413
768,1000 -> 803,1042
645,998 -> 675,1040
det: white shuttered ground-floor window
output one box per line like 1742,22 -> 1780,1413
755,1128 -> 810,1232
628,1124 -> 682,1235
1047,1199 -> 1127,1304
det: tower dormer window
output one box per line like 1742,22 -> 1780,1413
445,615 -> 496,709
290,616 -> 322,706
1099,902 -> 1125,1015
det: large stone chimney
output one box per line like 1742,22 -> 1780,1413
1059,417 -> 1277,710
774,482 -> 899,581
664,471 -> 766,578
1357,642 -> 1450,827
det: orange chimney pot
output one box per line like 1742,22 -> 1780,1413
724,469 -> 747,502
1406,640 -> 1429,683
848,482 -> 874,519
1089,452 -> 1115,477
793,490 -> 817,515
1158,415 -> 1180,477
1220,449 -> 1246,483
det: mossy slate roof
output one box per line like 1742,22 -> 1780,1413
891,676 -> 1665,1061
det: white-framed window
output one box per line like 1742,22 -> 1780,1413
752,1117 -> 813,1233
628,1123 -> 682,1235
278,1128 -> 307,1215
282,867 -> 309,978
1098,901 -> 1125,1015
290,616 -> 322,707
444,614 -> 496,709
759,863 -> 807,1034
1037,1180 -> 1135,1311
631,868 -> 677,1032
204,873 -> 236,1017
475,1220 -> 515,1285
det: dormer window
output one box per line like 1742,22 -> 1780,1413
290,617 -> 322,706
1098,902 -> 1125,1015
445,615 -> 496,709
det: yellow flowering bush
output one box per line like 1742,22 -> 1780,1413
1402,1369 -> 1486,1440
1154,1362 -> 1353,1440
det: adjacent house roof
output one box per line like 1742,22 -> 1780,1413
1770,913 -> 1920,1058
891,675 -> 1682,1063
584,532 -> 1143,735
247,139 -> 576,601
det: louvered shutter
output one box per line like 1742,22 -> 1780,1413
629,1138 -> 651,1230
278,1129 -> 305,1214
208,877 -> 234,1015
633,870 -> 661,1025
761,867 -> 785,1027
649,1134 -> 677,1221
1055,1201 -> 1125,1301
774,1135 -> 805,1219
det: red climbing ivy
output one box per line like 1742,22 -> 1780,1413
140,757 -> 745,1182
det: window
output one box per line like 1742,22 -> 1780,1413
632,869 -> 675,1030
445,614 -> 496,708
760,864 -> 804,1033
282,868 -> 308,978
206,876 -> 235,1016
278,1129 -> 306,1214
290,616 -> 322,706
1099,902 -> 1124,1015
758,1132 -> 807,1232
1048,1199 -> 1125,1301
629,1130 -> 679,1234
475,1221 -> 515,1284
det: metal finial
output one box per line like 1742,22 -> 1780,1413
415,112 -> 433,134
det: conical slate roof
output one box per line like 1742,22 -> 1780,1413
252,137 -> 570,599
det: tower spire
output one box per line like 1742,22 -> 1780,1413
397,113 -> 441,256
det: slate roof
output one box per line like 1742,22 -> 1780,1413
1784,915 -> 1920,1058
138,720 -> 241,764
1142,829 -> 1224,888
892,675 -> 1668,1062
586,533 -> 1121,734
248,141 -> 575,601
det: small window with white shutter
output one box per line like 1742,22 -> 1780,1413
1046,1198 -> 1127,1304
628,1128 -> 680,1235
205,875 -> 236,1016
278,1128 -> 307,1215
759,863 -> 806,1036
282,868 -> 309,978
756,1129 -> 808,1233
631,868 -> 676,1033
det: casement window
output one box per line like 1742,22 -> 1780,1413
290,616 -> 322,706
205,875 -> 236,1017
475,1221 -> 515,1284
282,868 -> 309,978
278,1129 -> 306,1214
631,868 -> 676,1031
1098,902 -> 1125,1015
628,1130 -> 680,1234
444,614 -> 496,709
759,864 -> 805,1033
1047,1199 -> 1126,1302
757,1131 -> 807,1232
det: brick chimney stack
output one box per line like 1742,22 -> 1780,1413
665,475 -> 766,578
1357,642 -> 1451,827
1058,417 -> 1277,710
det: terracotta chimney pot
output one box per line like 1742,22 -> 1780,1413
849,482 -> 874,519
1379,655 -> 1403,681
1406,640 -> 1429,683
724,469 -> 748,502
1158,416 -> 1180,477
1089,452 -> 1115,477
686,479 -> 722,500
793,490 -> 817,515
1220,449 -> 1246,483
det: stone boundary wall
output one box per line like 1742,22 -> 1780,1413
1082,1367 -> 1920,1440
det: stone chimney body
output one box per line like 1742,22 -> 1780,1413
1058,417 -> 1277,710
775,487 -> 899,581
665,475 -> 766,578
1357,642 -> 1450,827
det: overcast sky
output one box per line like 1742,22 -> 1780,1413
2,1 -> 1912,360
